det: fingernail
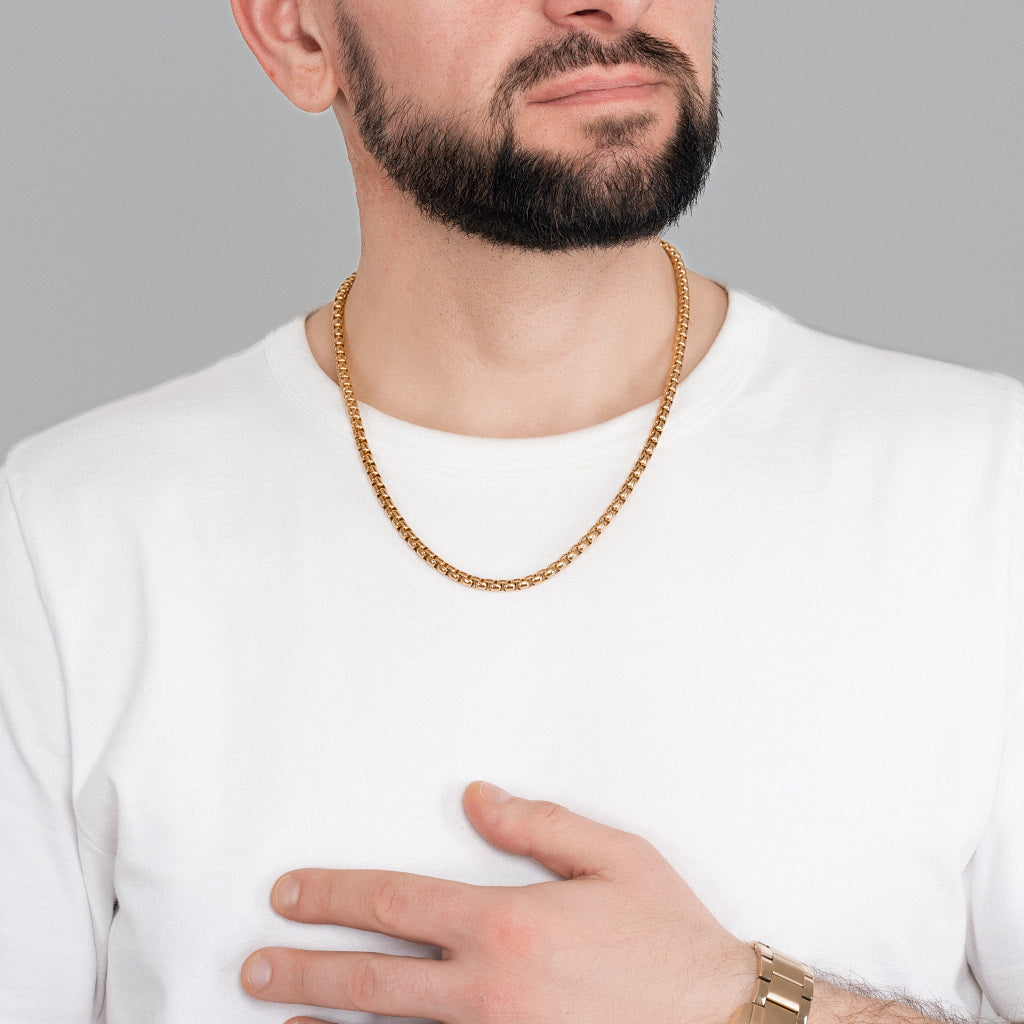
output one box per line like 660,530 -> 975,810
246,954 -> 272,991
273,875 -> 300,909
479,781 -> 512,804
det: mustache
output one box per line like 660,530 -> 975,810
490,30 -> 702,118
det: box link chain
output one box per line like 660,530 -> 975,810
332,239 -> 690,590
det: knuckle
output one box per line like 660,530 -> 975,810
345,953 -> 384,1012
488,799 -> 573,858
479,901 -> 541,959
273,949 -> 320,1002
307,873 -> 342,920
364,873 -> 410,931
621,830 -> 656,859
609,831 -> 661,881
518,800 -> 570,852
533,800 -> 568,830
295,952 -> 318,998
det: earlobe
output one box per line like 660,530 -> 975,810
230,0 -> 340,113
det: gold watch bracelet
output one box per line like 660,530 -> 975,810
728,943 -> 815,1024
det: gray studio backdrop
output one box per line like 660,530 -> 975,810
2,3 -> 1022,456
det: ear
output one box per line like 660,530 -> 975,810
230,0 -> 342,113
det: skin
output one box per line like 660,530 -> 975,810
232,0 -> 726,437
241,783 -> 756,1024
237,784 -> 977,1024
229,3 -> 1006,1023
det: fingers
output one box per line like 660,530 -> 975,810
242,948 -> 450,1017
462,781 -> 656,880
271,868 -> 476,946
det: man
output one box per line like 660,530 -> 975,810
1,2 -> 1021,1023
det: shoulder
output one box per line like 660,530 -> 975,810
728,289 -> 1024,450
4,318 -> 305,510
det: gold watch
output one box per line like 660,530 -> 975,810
732,943 -> 815,1024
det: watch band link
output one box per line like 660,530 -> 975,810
749,942 -> 815,1024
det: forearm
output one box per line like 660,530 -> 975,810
812,979 -> 964,1024
810,973 -> 1009,1024
725,958 -> 996,1024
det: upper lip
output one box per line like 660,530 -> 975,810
526,65 -> 663,104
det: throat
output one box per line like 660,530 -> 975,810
303,250 -> 726,439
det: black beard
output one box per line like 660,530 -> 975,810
336,15 -> 720,252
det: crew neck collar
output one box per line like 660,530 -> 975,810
263,287 -> 769,476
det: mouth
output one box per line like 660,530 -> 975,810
526,65 -> 664,107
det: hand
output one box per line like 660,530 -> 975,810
241,782 -> 756,1024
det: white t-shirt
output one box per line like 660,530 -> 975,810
2,291 -> 1022,1024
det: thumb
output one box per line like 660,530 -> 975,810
462,781 -> 644,880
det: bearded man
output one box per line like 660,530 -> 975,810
1,2 -> 1021,1023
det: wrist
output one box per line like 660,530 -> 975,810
728,943 -> 815,1024
715,941 -> 760,1024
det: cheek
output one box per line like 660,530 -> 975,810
657,0 -> 717,93
352,2 -> 496,107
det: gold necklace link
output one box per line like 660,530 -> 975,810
332,239 -> 689,590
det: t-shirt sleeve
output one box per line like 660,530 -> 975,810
0,464 -> 104,1021
966,691 -> 1024,1023
965,412 -> 1024,1024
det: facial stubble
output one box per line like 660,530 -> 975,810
335,11 -> 720,252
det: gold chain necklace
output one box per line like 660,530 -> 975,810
332,239 -> 689,591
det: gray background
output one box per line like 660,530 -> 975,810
2,3 -> 1022,456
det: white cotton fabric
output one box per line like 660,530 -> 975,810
2,290 -> 1023,1024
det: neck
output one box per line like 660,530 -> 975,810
305,210 -> 726,439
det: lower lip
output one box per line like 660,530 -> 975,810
533,83 -> 661,107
